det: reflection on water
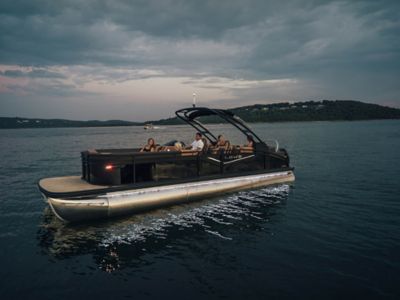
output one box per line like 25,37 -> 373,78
37,185 -> 290,272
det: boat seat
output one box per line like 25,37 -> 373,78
180,150 -> 199,156
224,146 -> 241,157
159,145 -> 177,152
201,138 -> 209,154
240,147 -> 254,154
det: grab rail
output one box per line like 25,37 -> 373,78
265,139 -> 279,152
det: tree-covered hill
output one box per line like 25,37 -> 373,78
150,100 -> 400,125
230,100 -> 400,122
1,100 -> 399,129
0,117 -> 140,129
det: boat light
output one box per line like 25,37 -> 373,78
105,164 -> 113,171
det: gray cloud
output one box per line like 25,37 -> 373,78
0,0 -> 399,120
1,1 -> 398,69
0,68 -> 66,78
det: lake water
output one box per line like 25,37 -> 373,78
0,120 -> 399,299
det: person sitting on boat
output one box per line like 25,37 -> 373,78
174,141 -> 183,151
140,138 -> 157,152
246,135 -> 255,148
210,134 -> 229,154
216,135 -> 230,150
159,141 -> 183,152
240,135 -> 255,154
189,132 -> 204,151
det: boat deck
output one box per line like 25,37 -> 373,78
39,176 -> 111,194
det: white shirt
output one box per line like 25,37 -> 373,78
191,139 -> 204,151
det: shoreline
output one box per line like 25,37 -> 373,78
1,117 -> 399,130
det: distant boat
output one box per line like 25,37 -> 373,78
144,124 -> 164,130
143,123 -> 153,130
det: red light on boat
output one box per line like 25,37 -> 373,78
105,164 -> 113,171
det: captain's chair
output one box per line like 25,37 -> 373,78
201,137 -> 209,154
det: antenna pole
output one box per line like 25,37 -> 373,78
192,92 -> 196,107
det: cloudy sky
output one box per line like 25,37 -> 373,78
0,0 -> 399,121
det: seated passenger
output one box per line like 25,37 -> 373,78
215,135 -> 230,150
240,135 -> 255,154
140,138 -> 157,152
189,132 -> 204,151
246,135 -> 255,148
174,141 -> 183,151
158,141 -> 184,152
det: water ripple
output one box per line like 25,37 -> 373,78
100,185 -> 289,247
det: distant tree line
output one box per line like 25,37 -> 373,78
0,117 -> 140,129
151,100 -> 400,124
1,100 -> 399,129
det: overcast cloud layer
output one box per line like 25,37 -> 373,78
0,0 -> 399,121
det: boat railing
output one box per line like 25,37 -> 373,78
81,149 -> 201,185
81,144 -> 284,186
265,139 -> 279,152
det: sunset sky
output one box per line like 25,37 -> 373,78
0,0 -> 399,121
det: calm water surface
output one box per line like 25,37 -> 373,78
0,120 -> 399,299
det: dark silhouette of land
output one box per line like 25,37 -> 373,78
150,100 -> 400,125
1,100 -> 399,129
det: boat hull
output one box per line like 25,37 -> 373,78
44,170 -> 295,222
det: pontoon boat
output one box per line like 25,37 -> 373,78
38,107 -> 295,222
